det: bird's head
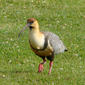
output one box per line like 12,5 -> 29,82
18,18 -> 40,37
27,18 -> 39,31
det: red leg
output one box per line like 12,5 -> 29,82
48,61 -> 53,74
38,59 -> 46,72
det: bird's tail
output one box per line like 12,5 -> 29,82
64,49 -> 68,52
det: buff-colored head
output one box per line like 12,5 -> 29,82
18,18 -> 39,37
27,18 -> 39,31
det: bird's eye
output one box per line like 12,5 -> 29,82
30,21 -> 33,24
29,26 -> 34,30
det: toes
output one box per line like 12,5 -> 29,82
48,71 -> 51,75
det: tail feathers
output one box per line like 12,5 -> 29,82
64,49 -> 68,52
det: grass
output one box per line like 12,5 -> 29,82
0,0 -> 85,85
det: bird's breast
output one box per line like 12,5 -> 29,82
29,32 -> 45,49
30,40 -> 54,57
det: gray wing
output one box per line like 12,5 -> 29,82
43,32 -> 66,54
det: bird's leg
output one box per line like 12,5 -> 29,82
38,59 -> 46,72
48,61 -> 53,74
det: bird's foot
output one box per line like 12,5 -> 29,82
48,61 -> 53,74
48,69 -> 51,75
38,64 -> 44,72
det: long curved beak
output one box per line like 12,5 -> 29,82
18,24 -> 30,38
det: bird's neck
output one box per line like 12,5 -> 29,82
29,28 -> 45,49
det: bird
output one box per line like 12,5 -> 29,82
18,18 -> 67,74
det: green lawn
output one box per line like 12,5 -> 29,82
0,0 -> 85,85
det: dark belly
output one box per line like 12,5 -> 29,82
30,46 -> 54,61
31,47 -> 53,57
